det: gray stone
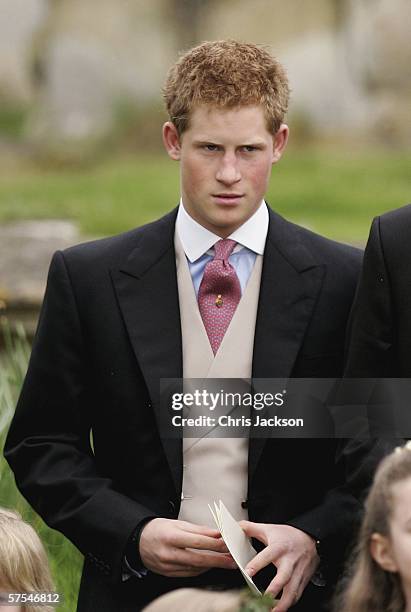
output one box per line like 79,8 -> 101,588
0,220 -> 89,337
29,0 -> 174,142
280,0 -> 411,138
0,219 -> 81,304
281,30 -> 374,132
0,0 -> 47,103
1,0 -> 410,143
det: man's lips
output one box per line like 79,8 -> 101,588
212,193 -> 244,204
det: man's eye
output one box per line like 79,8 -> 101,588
204,144 -> 218,151
242,146 -> 257,152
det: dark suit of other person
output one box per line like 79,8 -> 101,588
345,204 -> 411,378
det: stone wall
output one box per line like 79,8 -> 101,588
0,0 -> 47,103
29,0 -> 174,141
0,0 -> 410,143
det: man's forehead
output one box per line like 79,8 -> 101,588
189,103 -> 266,121
184,103 -> 271,139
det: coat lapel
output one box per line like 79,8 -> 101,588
111,208 -> 183,494
110,205 -> 326,491
249,208 -> 325,480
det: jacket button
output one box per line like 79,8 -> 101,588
241,500 -> 248,509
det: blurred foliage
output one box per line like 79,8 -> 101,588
286,110 -> 317,146
0,148 -> 409,244
0,318 -> 82,611
240,590 -> 278,610
0,104 -> 29,139
24,100 -> 168,169
109,99 -> 166,154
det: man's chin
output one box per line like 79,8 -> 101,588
209,208 -> 256,233
207,220 -> 244,237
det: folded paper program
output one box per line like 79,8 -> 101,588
209,500 -> 262,596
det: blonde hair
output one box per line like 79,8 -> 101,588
335,442 -> 411,612
163,40 -> 290,135
143,588 -> 243,612
0,507 -> 55,612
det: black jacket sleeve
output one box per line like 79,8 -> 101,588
4,251 -> 159,585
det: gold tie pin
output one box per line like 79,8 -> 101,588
215,294 -> 223,307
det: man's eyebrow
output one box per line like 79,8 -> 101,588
193,139 -> 222,145
240,141 -> 267,147
192,139 -> 267,147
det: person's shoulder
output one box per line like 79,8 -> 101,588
59,208 -> 178,269
368,204 -> 411,273
378,202 -> 411,226
296,222 -> 361,264
267,206 -> 362,271
376,203 -> 411,241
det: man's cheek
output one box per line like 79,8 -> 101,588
184,165 -> 209,192
248,166 -> 271,192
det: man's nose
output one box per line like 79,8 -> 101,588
215,154 -> 241,184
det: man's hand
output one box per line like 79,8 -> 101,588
139,518 -> 237,577
240,521 -> 320,612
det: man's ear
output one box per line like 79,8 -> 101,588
272,123 -> 289,164
163,122 -> 182,160
370,533 -> 398,573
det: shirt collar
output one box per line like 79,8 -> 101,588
176,199 -> 269,263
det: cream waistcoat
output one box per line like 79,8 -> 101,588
174,232 -> 263,526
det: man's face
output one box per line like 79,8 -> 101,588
163,105 -> 288,237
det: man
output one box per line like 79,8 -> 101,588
345,203 -> 411,378
5,41 -> 362,611
343,204 -> 411,444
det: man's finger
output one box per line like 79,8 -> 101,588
152,563 -> 208,578
263,559 -> 294,600
169,530 -> 228,552
185,550 -> 237,570
246,545 -> 283,577
238,520 -> 267,542
274,575 -> 304,612
169,569 -> 207,577
173,548 -> 237,570
179,521 -> 221,538
264,574 -> 287,601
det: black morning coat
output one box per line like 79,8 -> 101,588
345,203 -> 411,378
5,206 -> 374,611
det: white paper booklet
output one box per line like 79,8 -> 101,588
209,500 -> 262,596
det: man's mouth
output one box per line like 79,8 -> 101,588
212,193 -> 244,204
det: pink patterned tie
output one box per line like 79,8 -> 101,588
198,239 -> 241,354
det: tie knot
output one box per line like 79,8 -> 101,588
213,239 -> 237,261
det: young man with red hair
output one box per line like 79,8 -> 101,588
6,41 -> 363,611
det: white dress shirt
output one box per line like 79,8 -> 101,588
176,199 -> 269,295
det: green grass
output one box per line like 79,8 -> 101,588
0,156 -> 179,238
0,105 -> 28,139
271,149 -> 411,243
0,320 -> 82,611
0,148 -> 409,244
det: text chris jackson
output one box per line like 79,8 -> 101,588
171,415 -> 304,428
